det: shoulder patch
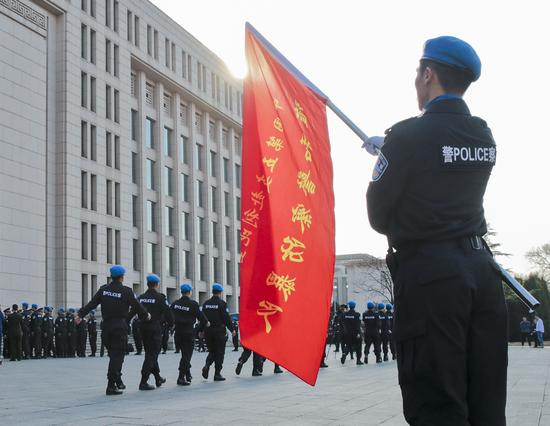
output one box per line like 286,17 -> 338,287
372,152 -> 388,182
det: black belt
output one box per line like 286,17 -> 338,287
394,235 -> 485,255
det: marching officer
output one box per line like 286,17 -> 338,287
76,311 -> 88,357
55,308 -> 68,358
21,302 -> 31,359
332,304 -> 346,353
170,283 -> 209,385
340,301 -> 363,365
231,317 -> 239,351
381,303 -> 395,361
77,265 -> 150,395
66,308 -> 76,357
87,310 -> 98,357
42,306 -> 55,358
362,301 -> 382,364
30,305 -> 43,359
366,36 -> 507,425
131,317 -> 143,355
201,283 -> 235,382
128,274 -> 173,391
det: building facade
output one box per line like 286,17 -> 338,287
0,0 -> 243,312
334,254 -> 393,312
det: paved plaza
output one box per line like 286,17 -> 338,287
0,345 -> 549,425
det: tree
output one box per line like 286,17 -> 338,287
484,224 -> 511,258
526,243 -> 550,281
357,258 -> 394,304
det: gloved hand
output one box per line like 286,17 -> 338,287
361,136 -> 385,156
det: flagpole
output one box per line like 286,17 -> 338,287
326,100 -> 369,143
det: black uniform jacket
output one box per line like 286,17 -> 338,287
171,296 -> 208,332
79,281 -> 148,321
366,99 -> 496,247
201,296 -> 232,331
128,288 -> 173,326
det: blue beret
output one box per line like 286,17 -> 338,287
110,264 -> 126,278
147,274 -> 160,284
180,283 -> 192,293
386,303 -> 393,310
58,308 -> 65,313
367,301 -> 375,310
421,36 -> 481,81
22,302 -> 29,307
212,283 -> 224,293
31,303 -> 38,309
69,308 -> 75,313
45,306 -> 51,312
378,303 -> 386,310
348,301 -> 356,309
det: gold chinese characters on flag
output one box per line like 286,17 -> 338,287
239,24 -> 335,386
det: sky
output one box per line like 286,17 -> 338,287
151,0 -> 550,275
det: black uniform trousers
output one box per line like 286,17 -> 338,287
393,242 -> 507,426
161,326 -> 169,353
342,333 -> 361,359
101,319 -> 128,383
205,326 -> 226,373
9,333 -> 22,360
364,333 -> 381,358
89,332 -> 97,355
77,330 -> 87,357
239,347 -> 263,371
381,332 -> 394,356
55,332 -> 67,358
140,322 -> 162,379
43,333 -> 54,357
133,326 -> 143,354
175,328 -> 194,374
22,328 -> 30,358
31,330 -> 42,357
68,331 -> 77,357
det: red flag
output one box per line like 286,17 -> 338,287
239,23 -> 335,386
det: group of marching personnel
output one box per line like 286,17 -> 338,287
330,300 -> 395,365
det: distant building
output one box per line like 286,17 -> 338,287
334,254 -> 392,312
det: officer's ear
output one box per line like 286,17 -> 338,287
423,66 -> 436,84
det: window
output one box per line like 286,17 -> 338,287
197,217 -> 205,244
164,166 -> 172,196
196,180 -> 204,208
91,224 -> 97,261
235,164 -> 241,188
114,182 -> 120,217
134,15 -> 139,47
81,0 -> 87,12
222,128 -> 229,149
126,10 -> 132,42
145,82 -> 153,105
105,0 -> 111,27
182,250 -> 190,279
81,121 -> 87,158
162,93 -> 171,115
81,222 -> 88,259
146,159 -> 154,190
224,191 -> 230,217
106,179 -> 112,215
171,42 -> 176,72
106,131 -> 112,167
226,260 -> 232,285
164,206 -> 173,236
105,84 -> 111,119
181,50 -> 187,78
180,104 -> 188,126
113,1 -> 118,32
181,174 -> 189,202
90,30 -> 97,65
211,186 -> 217,213
90,125 -> 97,161
147,242 -> 157,273
131,110 -> 138,141
115,230 -> 121,264
210,150 -> 217,177
131,152 -> 138,184
181,212 -> 189,240
187,55 -> 192,82
114,135 -> 120,169
113,44 -> 119,77
105,39 -> 111,73
199,254 -> 205,281
145,117 -> 154,148
163,127 -> 172,157
82,274 -> 88,308
114,89 -> 119,123
147,25 -> 152,55
90,76 -> 96,112
179,135 -> 188,164
194,112 -> 202,134
165,38 -> 170,67
90,174 -> 97,211
196,143 -> 203,171
90,0 -> 96,17
236,196 -> 241,220
81,24 -> 87,59
132,195 -> 138,227
81,72 -> 87,107
153,29 -> 158,59
106,227 -> 113,263
133,239 -> 140,271
225,225 -> 230,251
165,246 -> 174,276
91,274 -> 98,295
146,200 -> 156,232
208,121 -> 215,140
235,135 -> 242,156
81,171 -> 88,208
223,158 -> 229,183
212,257 -> 220,282
212,221 -> 218,248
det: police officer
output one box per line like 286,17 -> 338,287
6,304 -> 23,361
2,307 -> 11,360
340,301 -> 363,365
382,303 -> 395,361
170,283 -> 209,385
366,36 -> 506,425
42,306 -> 55,358
76,311 -> 88,357
55,308 -> 68,358
88,310 -> 98,357
362,302 -> 382,364
77,265 -> 150,395
131,317 -> 143,355
21,302 -> 31,359
66,308 -> 76,358
30,305 -> 43,359
231,317 -> 239,351
235,347 -> 264,377
128,274 -> 173,391
201,283 -> 235,381
160,314 -> 170,354
332,305 -> 346,353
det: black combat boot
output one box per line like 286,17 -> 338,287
106,381 -> 123,395
154,374 -> 166,387
202,364 -> 210,379
186,369 -> 192,382
383,354 -> 389,362
376,355 -> 382,363
213,370 -> 226,381
252,368 -> 262,377
356,359 -> 364,365
274,365 -> 283,374
235,361 -> 244,375
139,374 -> 155,390
115,378 -> 126,390
177,371 -> 189,386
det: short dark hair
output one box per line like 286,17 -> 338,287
420,59 -> 473,94
147,281 -> 158,288
12,304 -> 18,310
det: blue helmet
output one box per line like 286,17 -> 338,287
22,302 -> 29,308
147,274 -> 160,284
378,303 -> 386,310
180,283 -> 192,293
31,303 -> 38,309
212,283 -> 223,293
348,301 -> 356,309
367,301 -> 375,310
386,303 -> 393,311
110,264 -> 126,278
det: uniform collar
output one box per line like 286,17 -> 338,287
423,97 -> 471,115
